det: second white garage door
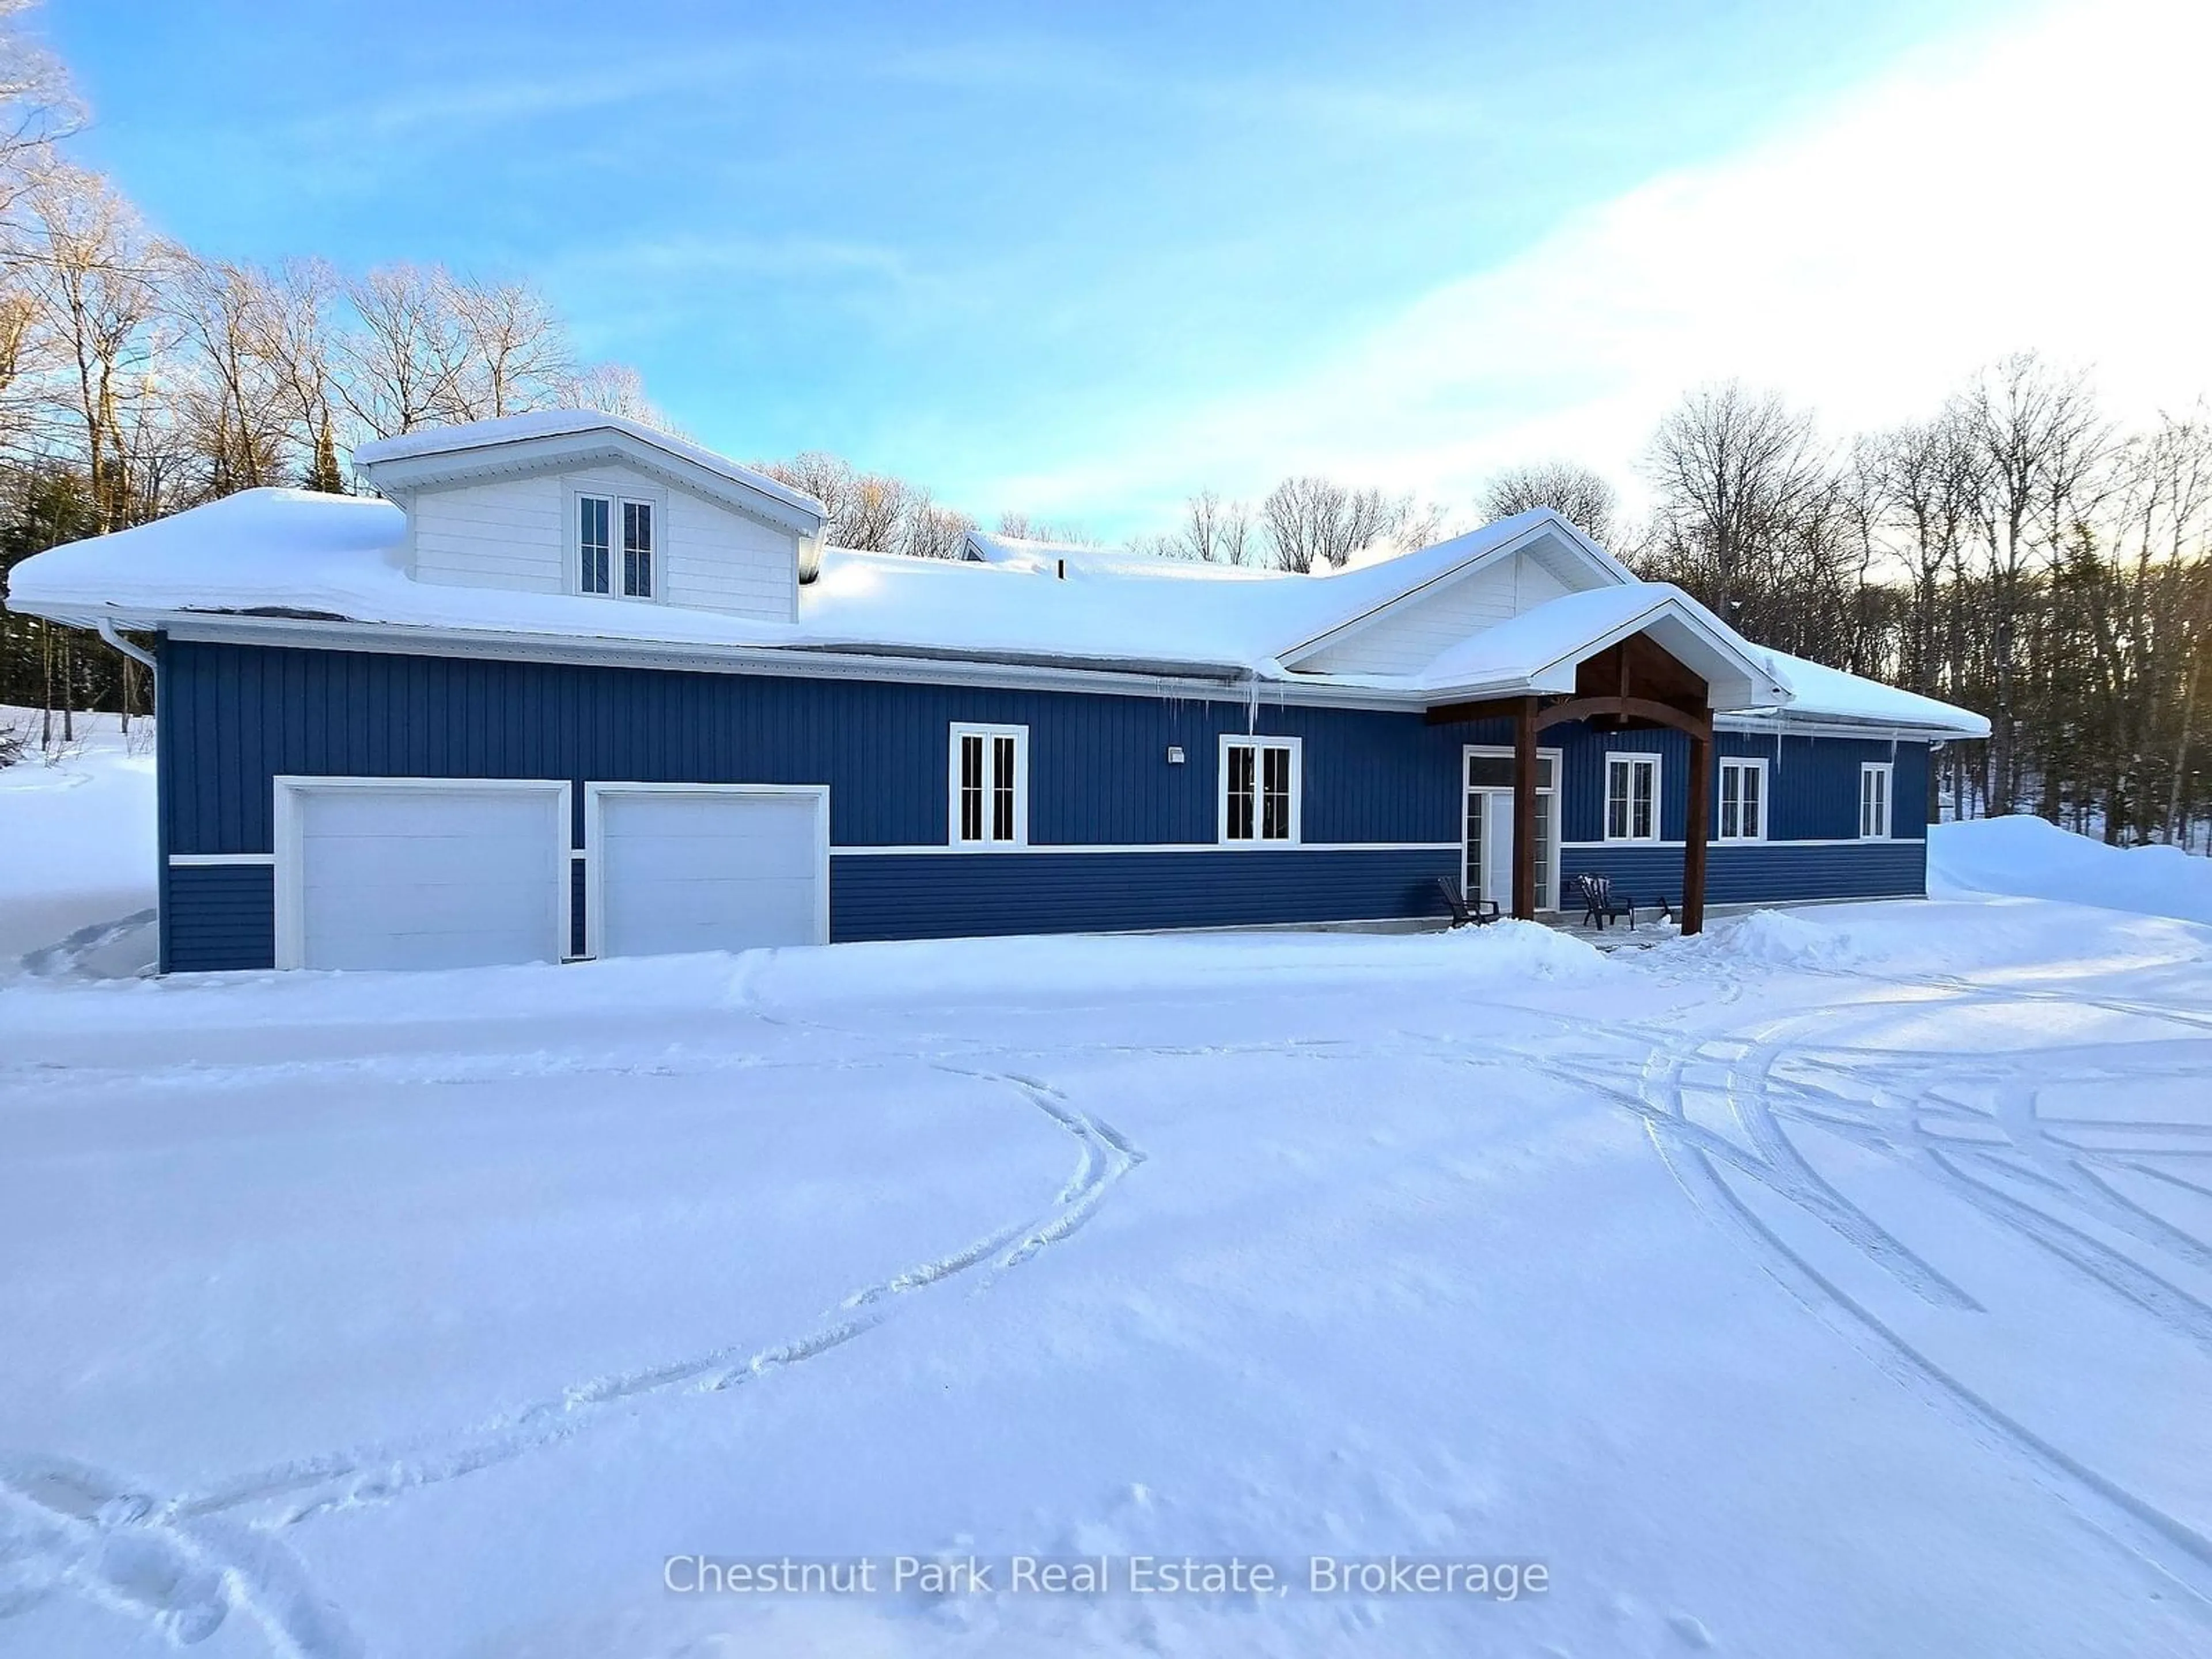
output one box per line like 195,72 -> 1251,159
589,785 -> 829,959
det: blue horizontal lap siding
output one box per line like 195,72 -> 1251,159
162,865 -> 276,972
155,639 -> 1932,969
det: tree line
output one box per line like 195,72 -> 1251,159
1626,362 -> 2210,845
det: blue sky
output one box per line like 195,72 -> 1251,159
43,0 -> 2206,539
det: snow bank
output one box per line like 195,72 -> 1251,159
743,918 -> 1609,1013
1931,815 -> 2212,923
1688,908 -> 1874,971
1664,895 -> 2209,983
0,709 -> 157,976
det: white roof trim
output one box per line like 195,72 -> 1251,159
1516,592 -> 1790,707
1276,514 -> 1633,668
354,412 -> 828,536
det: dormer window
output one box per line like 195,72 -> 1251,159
577,493 -> 654,600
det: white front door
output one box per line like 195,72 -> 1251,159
1463,747 -> 1560,912
1479,791 -> 1516,908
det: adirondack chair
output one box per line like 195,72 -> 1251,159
1435,875 -> 1502,928
1575,872 -> 1637,930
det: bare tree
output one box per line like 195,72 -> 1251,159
901,491 -> 974,560
563,360 -> 666,428
1262,475 -> 1407,573
1966,353 -> 2109,812
1173,489 -> 1255,565
1479,460 -> 1618,545
17,165 -> 169,531
994,509 -> 1094,546
164,251 -> 296,494
0,0 -> 78,221
1642,381 -> 1826,622
447,275 -> 571,421
334,263 -> 472,439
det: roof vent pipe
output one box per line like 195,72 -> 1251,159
1056,558 -> 1066,580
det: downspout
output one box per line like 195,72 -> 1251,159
98,617 -> 157,674
98,619 -> 163,975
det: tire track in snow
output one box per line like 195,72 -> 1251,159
172,1065 -> 1139,1527
2,1048 -> 1143,1652
1612,986 -> 2212,1605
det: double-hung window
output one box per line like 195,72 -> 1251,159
1859,762 -> 1892,840
577,492 -> 656,600
1220,736 -> 1300,844
949,724 -> 1028,847
1716,757 -> 1767,842
1605,753 -> 1660,842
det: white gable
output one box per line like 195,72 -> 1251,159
406,463 -> 800,622
1293,545 -> 1580,676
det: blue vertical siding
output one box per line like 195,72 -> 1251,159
160,642 -> 1489,853
1556,840 -> 1926,910
1556,724 -> 1929,843
154,639 -> 1933,970
831,849 -> 1456,941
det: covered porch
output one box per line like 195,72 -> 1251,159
1421,592 -> 1792,938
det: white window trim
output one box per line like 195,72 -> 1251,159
1860,762 -> 1894,840
569,483 -> 668,603
1217,733 -> 1303,847
1715,756 -> 1770,843
947,723 -> 1031,848
582,781 -> 831,956
1603,751 -> 1663,844
1463,744 -> 1562,911
272,775 -> 573,971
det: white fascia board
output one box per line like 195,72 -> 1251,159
363,429 -> 825,538
1717,710 -> 1983,741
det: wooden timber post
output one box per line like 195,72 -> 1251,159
1682,721 -> 1711,936
1513,696 -> 1539,921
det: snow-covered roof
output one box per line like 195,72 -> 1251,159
1752,647 -> 1990,737
353,411 -> 828,525
3,486 -> 1990,736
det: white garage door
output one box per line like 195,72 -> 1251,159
281,781 -> 569,971
592,786 -> 827,959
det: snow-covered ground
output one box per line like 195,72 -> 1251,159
0,708 -> 157,978
4,749 -> 2212,1656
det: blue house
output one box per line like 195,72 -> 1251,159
7,412 -> 1986,974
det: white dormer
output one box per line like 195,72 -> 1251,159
353,412 -> 829,625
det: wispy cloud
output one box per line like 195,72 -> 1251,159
979,0 -> 2210,527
